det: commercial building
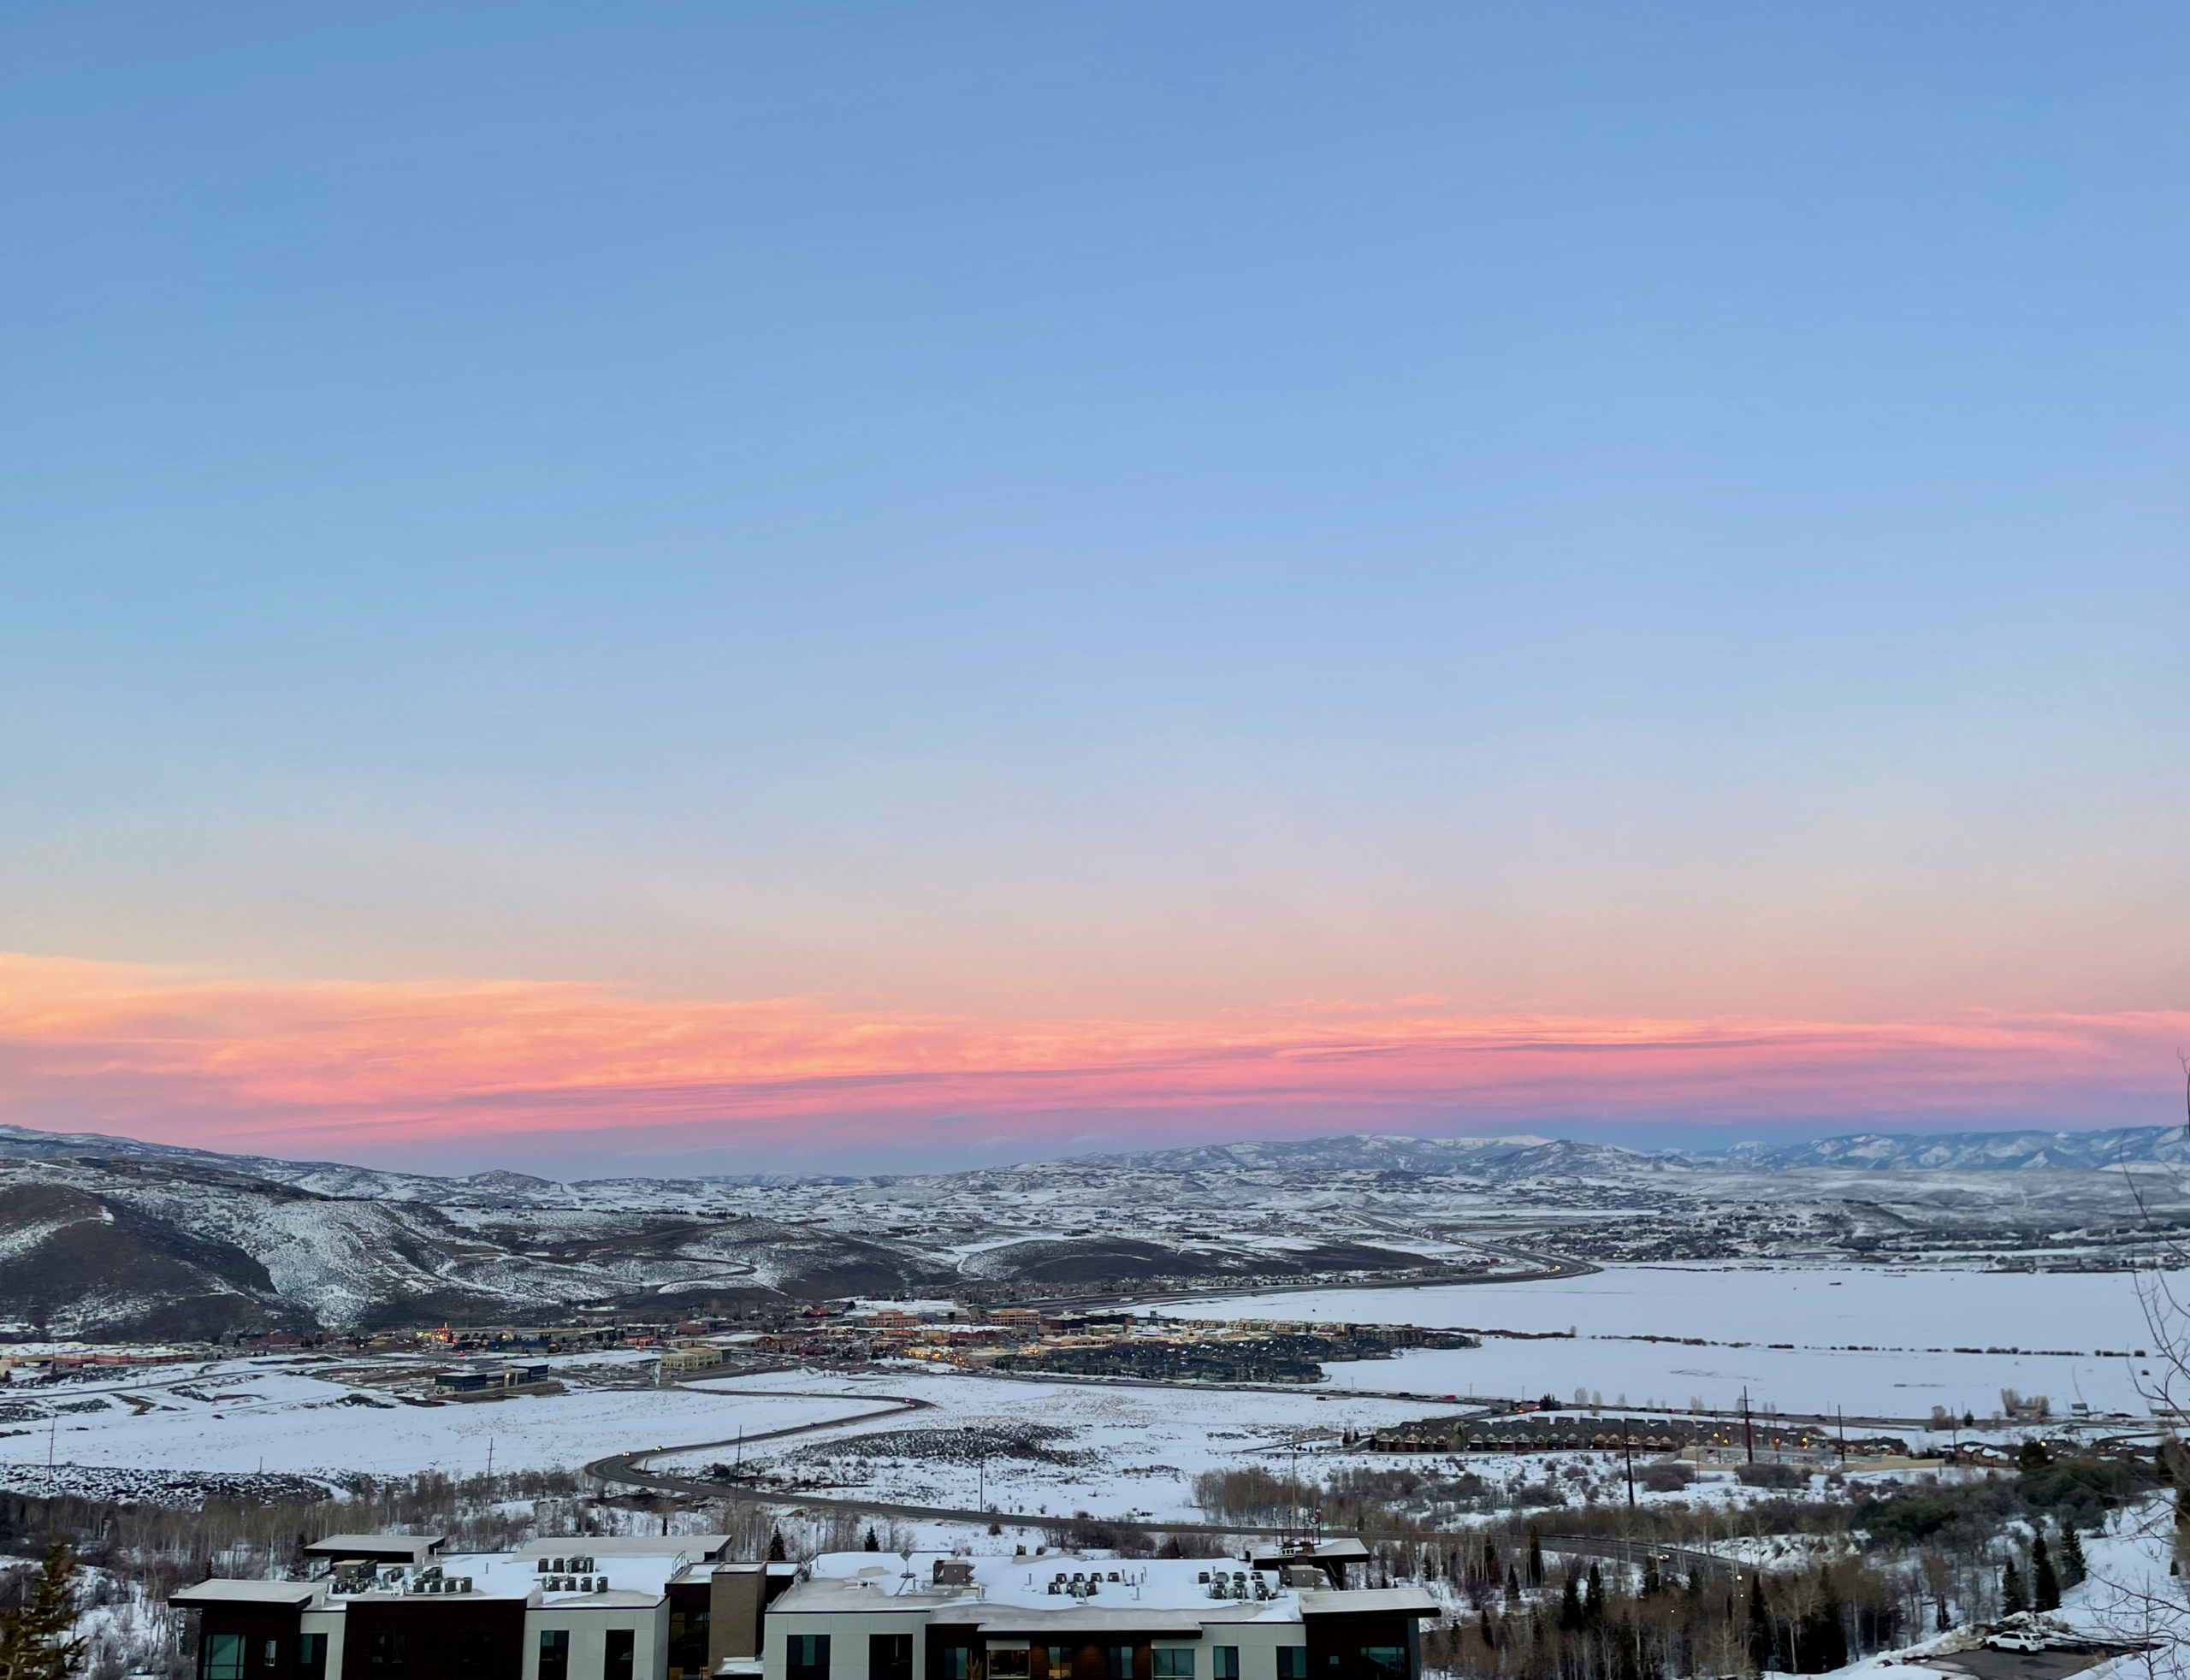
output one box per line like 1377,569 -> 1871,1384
172,1535 -> 798,1680
765,1544 -> 1430,1680
173,1541 -> 1431,1680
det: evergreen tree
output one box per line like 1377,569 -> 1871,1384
1809,1568 -> 1847,1672
1506,1572 -> 1522,1609
863,1528 -> 880,1553
1528,1529 -> 1545,1588
2001,1559 -> 2025,1616
767,1529 -> 787,1563
2031,1535 -> 2060,1612
2060,1526 -> 2087,1588
1584,1565 -> 1605,1626
1560,1573 -> 1584,1633
1612,1618 -> 1642,1680
0,1542 -> 82,1680
1745,1577 -> 1772,1676
1479,1607 -> 1495,1648
1640,1554 -> 1661,1599
1963,1411 -> 1976,1429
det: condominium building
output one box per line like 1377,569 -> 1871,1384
173,1538 -> 1431,1680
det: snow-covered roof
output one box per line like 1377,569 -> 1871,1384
172,1582 -> 321,1608
305,1534 -> 443,1560
513,1536 -> 732,1561
1296,1589 -> 1437,1619
788,1555 -> 1307,1622
176,1553 -> 692,1612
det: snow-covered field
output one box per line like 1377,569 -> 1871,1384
1181,1265 -> 2177,1420
10,1265 -> 2181,1513
666,1368 -> 1437,1523
0,1358 -> 886,1489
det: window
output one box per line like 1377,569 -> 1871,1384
871,1635 -> 914,1680
788,1635 -> 832,1680
1276,1651 -> 1308,1680
1045,1648 -> 1074,1680
1358,1651 -> 1406,1680
203,1635 -> 246,1680
370,1636 -> 406,1674
540,1630 -> 570,1680
938,1651 -> 969,1680
457,1633 -> 495,1680
991,1650 -> 1031,1679
263,1641 -> 281,1670
1107,1648 -> 1134,1680
1211,1651 -> 1239,1680
671,1607 -> 711,1675
299,1635 -> 328,1680
607,1630 -> 635,1680
1154,1654 -> 1193,1680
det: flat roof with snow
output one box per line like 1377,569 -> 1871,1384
305,1535 -> 444,1561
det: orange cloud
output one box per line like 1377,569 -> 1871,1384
0,952 -> 2181,1165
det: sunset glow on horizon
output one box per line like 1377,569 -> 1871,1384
2,953 -> 2181,1174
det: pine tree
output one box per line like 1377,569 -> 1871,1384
1479,1607 -> 1495,1648
863,1528 -> 879,1552
2060,1527 -> 2087,1588
1560,1573 -> 1584,1633
1745,1576 -> 1772,1676
1584,1565 -> 1605,1626
767,1529 -> 787,1563
2001,1559 -> 2025,1616
1528,1529 -> 1545,1588
0,1542 -> 82,1680
1810,1568 -> 1846,1672
1641,1555 -> 1661,1599
1612,1618 -> 1642,1680
2031,1535 -> 2060,1612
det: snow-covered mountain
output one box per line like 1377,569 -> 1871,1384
1714,1127 -> 2190,1172
7,1120 -> 2188,1342
1064,1133 -> 1684,1178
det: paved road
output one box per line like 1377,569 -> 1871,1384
1530,1533 -> 1749,1582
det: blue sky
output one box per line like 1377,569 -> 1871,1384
1,6 -> 2187,1168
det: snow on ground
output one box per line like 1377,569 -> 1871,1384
666,1368 -> 1443,1523
1180,1266 -> 2175,1420
0,1358 -> 885,1488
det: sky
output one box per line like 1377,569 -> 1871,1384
2,5 -> 2187,1174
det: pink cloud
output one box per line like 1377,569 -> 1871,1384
0,953 -> 2181,1168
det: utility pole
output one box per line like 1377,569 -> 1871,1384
1291,1437 -> 1302,1543
1741,1388 -> 1755,1465
1623,1423 -> 1636,1509
1836,1408 -> 1846,1468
